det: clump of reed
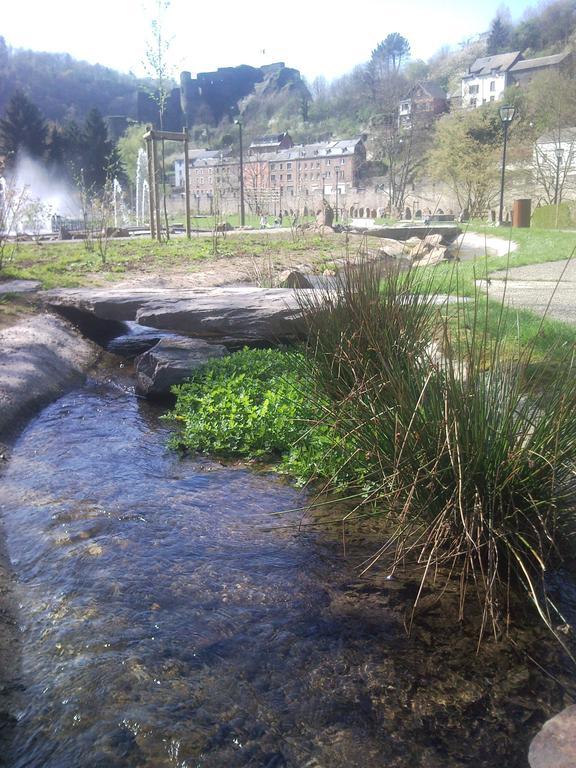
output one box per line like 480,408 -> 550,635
298,259 -> 576,648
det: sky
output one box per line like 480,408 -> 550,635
3,0 -> 538,83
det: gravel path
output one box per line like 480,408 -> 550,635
478,258 -> 576,324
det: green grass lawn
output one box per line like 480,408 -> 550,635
424,223 -> 576,296
421,224 -> 576,363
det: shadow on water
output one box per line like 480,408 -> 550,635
0,375 -> 574,767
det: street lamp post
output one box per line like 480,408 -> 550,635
234,119 -> 245,227
498,105 -> 515,225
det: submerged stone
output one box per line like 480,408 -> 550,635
135,336 -> 228,397
529,705 -> 576,768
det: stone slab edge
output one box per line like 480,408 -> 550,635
0,312 -> 101,444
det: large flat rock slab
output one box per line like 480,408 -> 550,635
42,287 -> 186,322
135,287 -> 304,341
43,287 -> 307,342
0,314 -> 99,440
347,225 -> 462,244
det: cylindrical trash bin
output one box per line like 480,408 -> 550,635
512,198 -> 531,228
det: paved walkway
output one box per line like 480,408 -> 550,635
478,258 -> 576,324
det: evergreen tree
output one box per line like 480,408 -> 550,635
487,15 -> 512,55
0,91 -> 48,163
81,108 -> 124,193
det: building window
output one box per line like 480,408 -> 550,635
326,159 -> 331,165
287,162 -> 292,169
490,95 -> 495,102
271,174 -> 276,181
279,164 -> 283,169
469,84 -> 479,95
271,163 -> 275,169
287,174 -> 292,181
490,81 -> 496,91
470,98 -> 477,107
341,159 -> 345,164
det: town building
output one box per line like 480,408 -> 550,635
248,133 -> 294,154
173,137 -> 366,216
461,50 -> 572,108
398,82 -> 448,128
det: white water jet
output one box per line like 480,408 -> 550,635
112,178 -> 129,228
135,148 -> 148,226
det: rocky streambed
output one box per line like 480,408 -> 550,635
0,367 -> 574,768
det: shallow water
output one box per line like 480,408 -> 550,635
0,377 -> 574,768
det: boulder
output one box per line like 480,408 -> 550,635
375,238 -> 408,258
424,233 -> 443,248
135,336 -> 228,397
277,270 -> 314,289
529,706 -> 576,768
414,246 -> 448,267
105,227 -> 130,238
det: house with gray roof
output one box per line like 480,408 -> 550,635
462,50 -> 572,108
398,82 -> 448,128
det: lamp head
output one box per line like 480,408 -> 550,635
499,105 -> 515,124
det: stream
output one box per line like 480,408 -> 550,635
0,368 -> 574,767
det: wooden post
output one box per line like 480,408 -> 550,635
183,129 -> 191,239
152,137 -> 162,241
146,136 -> 156,240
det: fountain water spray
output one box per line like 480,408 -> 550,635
135,148 -> 149,226
112,178 -> 129,228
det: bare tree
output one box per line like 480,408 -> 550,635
143,0 -> 175,240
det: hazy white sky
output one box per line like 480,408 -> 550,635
4,0 -> 536,82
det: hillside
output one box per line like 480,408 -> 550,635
0,37 -> 157,124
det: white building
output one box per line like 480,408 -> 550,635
461,51 -> 572,109
461,52 -> 521,108
533,128 -> 576,203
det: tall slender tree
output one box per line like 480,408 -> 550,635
0,91 -> 48,164
81,108 -> 124,193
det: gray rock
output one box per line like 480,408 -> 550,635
277,270 -> 313,289
43,287 -> 308,342
424,233 -> 443,248
0,314 -> 99,439
376,238 -> 408,258
0,279 -> 41,294
135,288 -> 305,342
529,705 -> 576,768
135,336 -> 228,396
